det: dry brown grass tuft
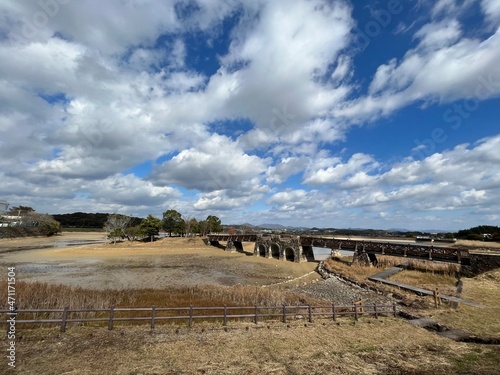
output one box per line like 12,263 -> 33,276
0,281 -> 329,329
388,270 -> 458,296
0,281 -> 325,311
10,319 -> 500,374
455,239 -> 500,250
427,268 -> 500,337
326,255 -> 460,278
323,256 -> 465,309
324,257 -> 374,280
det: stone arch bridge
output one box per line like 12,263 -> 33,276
206,234 -> 470,265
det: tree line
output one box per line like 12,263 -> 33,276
52,212 -> 142,228
105,210 -> 223,243
2,206 -> 224,241
456,225 -> 500,241
4,205 -> 498,242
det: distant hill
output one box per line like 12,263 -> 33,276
52,212 -> 142,228
257,223 -> 287,229
239,223 -> 257,228
387,228 -> 411,232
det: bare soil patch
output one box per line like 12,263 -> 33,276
0,236 -> 316,289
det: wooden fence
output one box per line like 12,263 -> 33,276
1,303 -> 397,332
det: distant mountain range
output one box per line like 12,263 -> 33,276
235,223 -> 302,230
387,228 -> 450,233
257,223 -> 287,229
231,223 -> 452,233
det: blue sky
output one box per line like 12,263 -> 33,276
0,0 -> 499,231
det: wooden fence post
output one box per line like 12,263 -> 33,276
5,303 -> 400,331
151,305 -> 156,330
60,306 -> 69,333
108,305 -> 114,330
434,288 -> 441,308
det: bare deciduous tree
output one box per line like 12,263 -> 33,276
183,217 -> 199,237
104,214 -> 131,244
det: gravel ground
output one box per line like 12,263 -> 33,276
296,277 -> 395,306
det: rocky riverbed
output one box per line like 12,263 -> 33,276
296,277 -> 395,306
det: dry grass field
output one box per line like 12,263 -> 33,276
424,269 -> 500,338
323,255 -> 500,338
9,318 -> 500,374
1,234 -> 499,374
0,236 -> 317,289
455,239 -> 500,251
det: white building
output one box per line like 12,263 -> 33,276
0,200 -> 22,227
0,200 -> 8,214
0,216 -> 23,227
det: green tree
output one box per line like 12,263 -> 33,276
37,215 -> 61,236
125,225 -> 142,241
140,215 -> 162,242
206,215 -> 222,234
457,225 -> 500,238
25,212 -> 61,236
189,218 -> 200,235
162,209 -> 185,236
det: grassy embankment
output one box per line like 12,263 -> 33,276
324,255 -> 500,338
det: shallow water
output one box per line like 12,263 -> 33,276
0,237 -> 106,254
313,247 -> 353,260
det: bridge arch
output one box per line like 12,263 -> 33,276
258,244 -> 267,257
270,243 -> 280,259
284,247 -> 295,262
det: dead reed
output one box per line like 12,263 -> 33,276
0,281 -> 330,328
326,255 -> 460,278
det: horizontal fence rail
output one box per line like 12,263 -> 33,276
1,303 -> 397,332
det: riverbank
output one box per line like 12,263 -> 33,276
0,232 -> 106,253
0,236 -> 317,289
